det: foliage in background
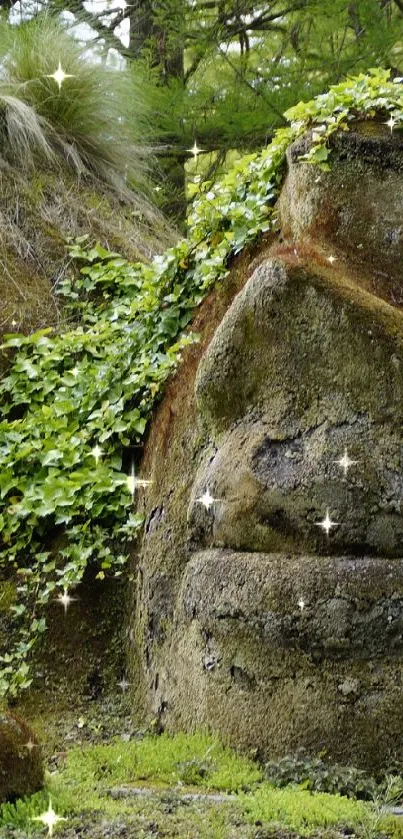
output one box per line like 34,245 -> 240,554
1,67 -> 403,697
0,14 -> 154,200
35,0 -> 403,217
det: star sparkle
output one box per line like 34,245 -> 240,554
56,589 -> 77,615
46,61 -> 75,90
91,444 -> 103,464
333,447 -> 358,477
24,737 -> 37,754
187,140 -> 203,158
126,461 -> 153,502
315,508 -> 340,536
385,114 -> 397,132
32,799 -> 67,837
196,488 -> 216,511
118,677 -> 130,692
327,255 -> 337,265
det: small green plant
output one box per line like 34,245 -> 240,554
359,775 -> 403,839
1,67 -> 403,696
0,788 -> 68,835
264,750 -> 378,800
175,757 -> 214,785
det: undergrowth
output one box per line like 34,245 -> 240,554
1,67 -> 403,696
2,733 -> 402,838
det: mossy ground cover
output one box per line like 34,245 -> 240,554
0,732 -> 402,838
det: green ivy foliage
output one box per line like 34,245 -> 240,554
264,750 -> 379,800
0,67 -> 402,697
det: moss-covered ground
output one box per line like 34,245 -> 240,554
0,731 -> 403,838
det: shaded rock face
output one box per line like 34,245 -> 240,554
0,711 -> 44,803
131,130 -> 403,770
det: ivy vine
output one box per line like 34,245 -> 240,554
0,67 -> 402,697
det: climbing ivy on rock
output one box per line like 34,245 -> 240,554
0,67 -> 402,697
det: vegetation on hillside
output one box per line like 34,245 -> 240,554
0,15 -> 156,202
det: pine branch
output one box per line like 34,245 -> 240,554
217,43 -> 288,125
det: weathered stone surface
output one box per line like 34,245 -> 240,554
193,259 -> 403,558
130,130 -> 403,770
0,711 -> 44,802
171,550 -> 403,767
278,125 -> 403,307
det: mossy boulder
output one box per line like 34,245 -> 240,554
0,711 -> 44,803
129,128 -> 403,771
278,123 -> 403,307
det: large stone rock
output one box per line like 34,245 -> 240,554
0,711 -> 44,802
278,123 -> 403,307
130,129 -> 403,770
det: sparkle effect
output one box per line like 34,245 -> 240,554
91,444 -> 103,464
56,589 -> 76,615
24,738 -> 37,754
298,598 -> 305,611
118,677 -> 130,692
196,488 -> 215,511
327,255 -> 337,265
46,61 -> 75,90
333,447 -> 358,477
385,115 -> 397,132
32,800 -> 67,837
126,461 -> 152,502
187,141 -> 203,158
316,509 -> 340,536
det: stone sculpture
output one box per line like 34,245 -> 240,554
131,125 -> 403,770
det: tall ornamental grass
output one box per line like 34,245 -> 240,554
0,14 -> 152,197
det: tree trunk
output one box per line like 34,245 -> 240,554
129,1 -> 186,225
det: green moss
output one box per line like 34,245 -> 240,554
62,732 -> 262,792
241,785 -> 370,835
1,733 -> 402,838
0,581 -> 16,612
